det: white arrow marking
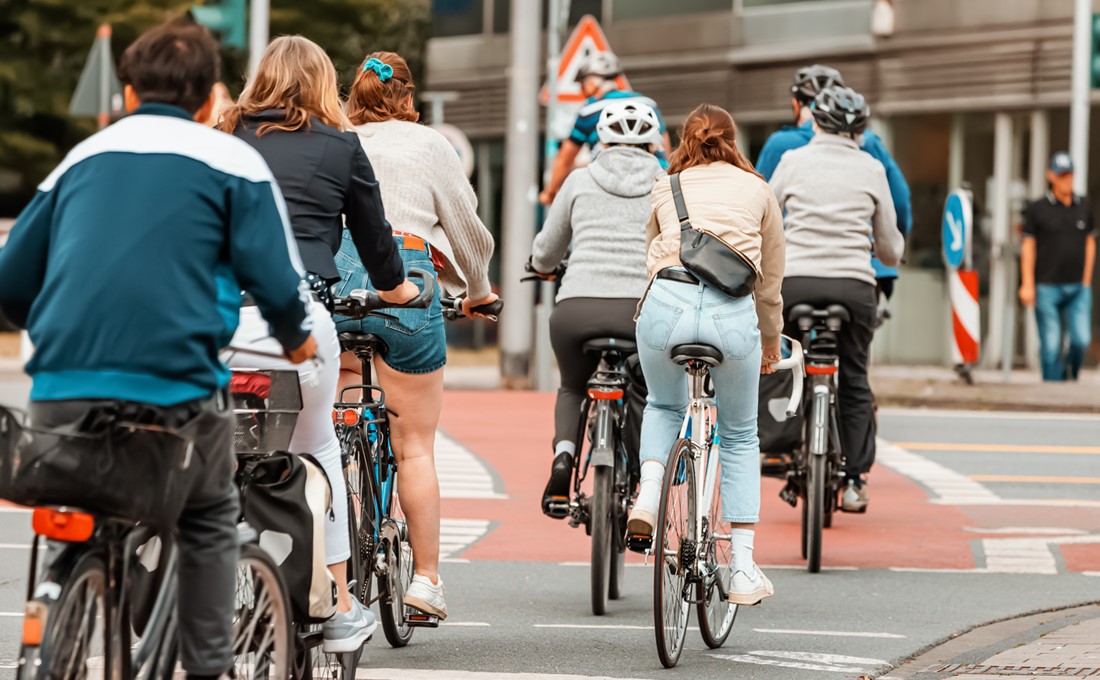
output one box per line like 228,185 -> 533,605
946,211 -> 963,250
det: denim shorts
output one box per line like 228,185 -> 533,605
332,231 -> 446,374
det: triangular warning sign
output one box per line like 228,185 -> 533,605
541,15 -> 629,105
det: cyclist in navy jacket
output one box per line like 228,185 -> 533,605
0,23 -> 315,680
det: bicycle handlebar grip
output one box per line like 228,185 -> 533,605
769,337 -> 805,418
439,297 -> 504,321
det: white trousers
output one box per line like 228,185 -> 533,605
226,300 -> 350,563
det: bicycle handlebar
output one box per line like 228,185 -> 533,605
331,268 -> 435,320
770,337 -> 804,418
440,297 -> 504,322
522,259 -> 567,282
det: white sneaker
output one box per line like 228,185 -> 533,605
728,565 -> 774,605
404,574 -> 447,620
322,601 -> 376,653
841,480 -> 869,513
626,507 -> 656,538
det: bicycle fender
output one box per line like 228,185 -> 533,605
589,446 -> 615,468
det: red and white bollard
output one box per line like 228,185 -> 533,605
949,269 -> 980,377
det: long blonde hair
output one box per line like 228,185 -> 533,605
219,35 -> 351,136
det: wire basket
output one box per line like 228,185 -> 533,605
230,370 -> 302,454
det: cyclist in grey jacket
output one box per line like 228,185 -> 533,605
530,101 -> 663,517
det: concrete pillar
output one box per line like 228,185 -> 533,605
1023,110 -> 1050,370
474,141 -> 496,351
986,112 -> 1014,372
948,113 -> 965,192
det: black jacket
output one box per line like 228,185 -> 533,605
233,110 -> 404,288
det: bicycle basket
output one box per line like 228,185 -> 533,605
230,370 -> 302,454
0,405 -> 197,528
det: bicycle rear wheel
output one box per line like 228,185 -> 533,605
697,461 -> 736,648
232,543 -> 292,678
590,465 -> 614,615
653,438 -> 696,669
379,502 -> 415,647
344,429 -> 374,606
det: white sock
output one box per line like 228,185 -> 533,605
730,528 -> 756,574
635,461 -> 665,514
555,441 -> 576,458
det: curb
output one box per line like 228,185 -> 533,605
879,601 -> 1100,679
878,396 -> 1100,415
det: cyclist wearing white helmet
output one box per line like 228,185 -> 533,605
530,100 -> 663,517
539,52 -> 671,205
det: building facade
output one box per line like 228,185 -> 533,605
426,0 -> 1100,367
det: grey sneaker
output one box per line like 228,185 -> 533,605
728,565 -> 775,605
322,601 -> 376,653
404,574 -> 448,620
841,480 -> 869,513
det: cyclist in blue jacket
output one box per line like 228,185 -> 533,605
756,65 -> 912,309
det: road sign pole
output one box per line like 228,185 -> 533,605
248,0 -> 269,78
1070,0 -> 1091,194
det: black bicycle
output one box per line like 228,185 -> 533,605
783,304 -> 849,574
331,274 -> 502,649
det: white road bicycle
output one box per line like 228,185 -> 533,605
648,338 -> 803,668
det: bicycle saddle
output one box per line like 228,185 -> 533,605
670,343 -> 723,367
338,332 -> 389,354
583,337 -> 638,356
788,303 -> 850,332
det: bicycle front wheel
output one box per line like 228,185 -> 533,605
697,461 -> 736,648
806,454 -> 826,574
590,465 -> 614,615
232,543 -> 292,679
653,438 -> 696,669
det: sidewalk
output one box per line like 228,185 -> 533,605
884,604 -> 1100,679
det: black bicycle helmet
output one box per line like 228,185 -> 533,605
791,64 -> 845,104
811,86 -> 869,136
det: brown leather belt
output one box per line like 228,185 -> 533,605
656,268 -> 699,286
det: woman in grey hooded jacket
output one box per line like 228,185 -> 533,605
529,101 -> 663,517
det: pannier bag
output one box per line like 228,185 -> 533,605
757,370 -> 804,454
0,405 -> 197,529
238,451 -> 337,623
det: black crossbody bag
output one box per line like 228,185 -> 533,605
670,172 -> 757,299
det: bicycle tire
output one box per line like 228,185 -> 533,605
232,543 -> 292,679
806,454 -> 826,573
344,429 -> 375,606
653,438 -> 695,669
292,624 -> 348,680
697,459 -> 736,649
379,513 -> 415,647
590,465 -> 614,615
608,439 -> 630,601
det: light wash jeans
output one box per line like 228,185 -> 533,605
635,274 -> 763,524
1035,283 -> 1092,382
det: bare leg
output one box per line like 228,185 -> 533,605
337,351 -> 363,403
373,359 -> 444,583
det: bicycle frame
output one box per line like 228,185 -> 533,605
680,366 -> 719,559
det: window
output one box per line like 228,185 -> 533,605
494,0 -> 604,33
612,0 -> 730,21
742,0 -> 830,7
432,0 -> 484,37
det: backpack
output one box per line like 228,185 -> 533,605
238,452 -> 338,623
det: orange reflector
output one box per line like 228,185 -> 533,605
32,508 -> 94,542
806,364 -> 838,376
334,409 -> 359,426
588,389 -> 624,401
22,601 -> 46,646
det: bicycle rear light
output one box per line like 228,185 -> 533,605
21,601 -> 46,646
332,408 -> 360,427
32,507 -> 94,542
588,388 -> 624,401
805,364 -> 838,376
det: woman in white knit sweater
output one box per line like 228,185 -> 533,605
334,51 -> 497,619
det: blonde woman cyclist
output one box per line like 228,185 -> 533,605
334,51 -> 497,620
626,103 -> 786,605
218,36 -> 419,652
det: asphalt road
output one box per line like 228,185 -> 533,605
0,377 -> 1097,679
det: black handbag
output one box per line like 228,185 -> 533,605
670,172 -> 757,299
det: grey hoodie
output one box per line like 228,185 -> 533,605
532,146 -> 663,301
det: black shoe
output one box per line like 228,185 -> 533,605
541,453 -> 573,519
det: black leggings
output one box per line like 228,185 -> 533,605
782,277 -> 878,479
549,297 -> 646,458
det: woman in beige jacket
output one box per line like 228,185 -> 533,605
627,103 -> 785,605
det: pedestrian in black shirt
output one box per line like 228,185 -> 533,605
1019,152 -> 1096,381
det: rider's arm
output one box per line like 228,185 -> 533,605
862,133 -> 912,237
756,184 -> 787,350
344,144 -> 405,294
755,136 -> 787,182
542,140 -> 582,205
869,166 -> 903,269
531,172 -> 578,273
0,188 -> 55,328
227,176 -> 311,353
430,133 -> 496,301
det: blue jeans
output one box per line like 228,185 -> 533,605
635,275 -> 762,524
1035,283 -> 1092,381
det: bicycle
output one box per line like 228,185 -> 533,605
649,340 -> 802,668
6,400 -> 291,680
781,304 -> 849,574
331,276 -> 502,649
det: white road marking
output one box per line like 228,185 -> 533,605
442,621 -> 491,627
708,650 -> 888,674
761,564 -> 859,571
752,628 -> 906,639
362,671 -> 648,680
963,527 -> 1089,535
878,408 -> 1099,422
0,612 -> 22,617
436,432 -> 506,500
557,561 -> 646,568
439,519 -> 492,559
876,440 -> 999,504
532,623 -> 701,632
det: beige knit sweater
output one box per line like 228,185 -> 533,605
354,120 -> 495,299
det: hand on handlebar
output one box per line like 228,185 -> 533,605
463,293 -> 500,319
760,342 -> 781,375
378,279 -> 420,306
285,334 -> 318,365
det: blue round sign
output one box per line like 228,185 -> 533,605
942,189 -> 971,270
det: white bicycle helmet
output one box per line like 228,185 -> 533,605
578,52 -> 622,80
596,100 -> 661,146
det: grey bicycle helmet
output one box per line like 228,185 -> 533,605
791,64 -> 845,104
811,86 -> 869,136
578,52 -> 622,80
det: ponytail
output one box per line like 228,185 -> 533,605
667,103 -> 761,179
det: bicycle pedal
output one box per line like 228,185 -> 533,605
626,533 -> 652,554
406,611 -> 440,628
544,498 -> 570,519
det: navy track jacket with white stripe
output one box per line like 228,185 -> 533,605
0,104 -> 312,406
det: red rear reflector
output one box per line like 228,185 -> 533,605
588,389 -> 624,401
32,508 -> 94,542
22,601 -> 46,646
333,409 -> 359,426
806,364 -> 838,375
